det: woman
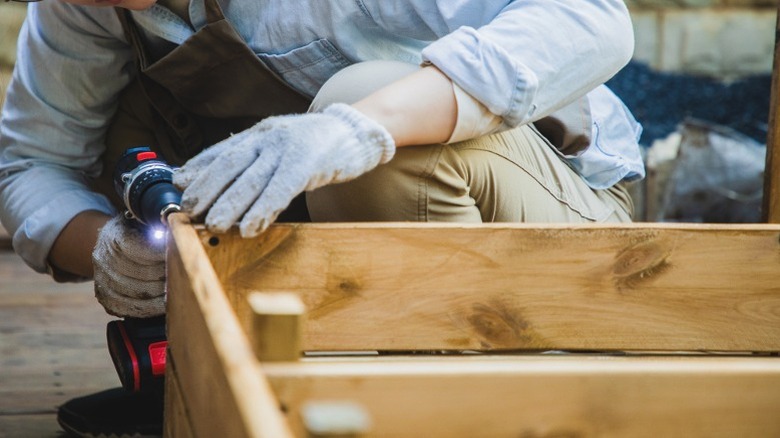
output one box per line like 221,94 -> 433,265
0,1 -> 642,433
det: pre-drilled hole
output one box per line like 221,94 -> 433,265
208,236 -> 220,247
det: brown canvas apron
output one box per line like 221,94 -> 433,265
96,0 -> 312,219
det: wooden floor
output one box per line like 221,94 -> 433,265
0,225 -> 118,438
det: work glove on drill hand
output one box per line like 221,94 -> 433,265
173,103 -> 395,237
93,215 -> 167,318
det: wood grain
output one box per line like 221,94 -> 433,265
164,353 -> 195,438
0,414 -> 63,438
198,223 -> 780,352
166,214 -> 294,438
264,355 -> 780,438
167,220 -> 780,437
0,250 -> 116,437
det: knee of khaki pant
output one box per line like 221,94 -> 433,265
309,60 -> 421,111
307,61 -> 485,223
306,143 -> 482,222
306,146 -> 432,222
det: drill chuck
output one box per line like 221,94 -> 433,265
114,147 -> 182,227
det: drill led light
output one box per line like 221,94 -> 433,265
146,227 -> 166,242
152,229 -> 165,240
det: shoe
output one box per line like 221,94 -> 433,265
57,387 -> 163,438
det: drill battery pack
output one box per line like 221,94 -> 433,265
106,316 -> 167,393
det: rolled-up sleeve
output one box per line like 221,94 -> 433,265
0,2 -> 132,273
362,0 -> 634,127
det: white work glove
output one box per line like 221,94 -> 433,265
173,103 -> 395,237
93,215 -> 167,318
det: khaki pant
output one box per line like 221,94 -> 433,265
306,61 -> 633,224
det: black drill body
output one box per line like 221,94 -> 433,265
106,146 -> 181,393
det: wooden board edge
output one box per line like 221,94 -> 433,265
764,3 -> 780,223
264,355 -> 780,437
195,221 -> 780,233
164,351 -> 196,438
167,213 -> 294,438
213,224 -> 780,352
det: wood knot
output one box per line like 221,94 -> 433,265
466,301 -> 533,348
613,241 -> 671,289
333,278 -> 361,297
308,276 -> 364,320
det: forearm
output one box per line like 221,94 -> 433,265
351,66 -> 457,148
0,2 -> 128,277
48,210 -> 111,279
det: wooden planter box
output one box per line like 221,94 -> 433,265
163,7 -> 780,435
165,215 -> 780,437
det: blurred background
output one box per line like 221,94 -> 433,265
611,0 -> 776,223
0,0 -> 778,223
0,2 -> 776,436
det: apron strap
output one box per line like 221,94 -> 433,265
115,9 -> 150,70
203,0 -> 225,24
111,2 -> 312,163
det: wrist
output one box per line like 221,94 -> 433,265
322,103 -> 396,165
48,211 -> 112,280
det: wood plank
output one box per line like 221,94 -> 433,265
199,223 -> 780,352
764,3 -> 780,223
164,352 -> 195,438
263,355 -> 780,438
0,369 -> 116,411
0,247 -> 118,437
0,414 -> 62,438
166,214 -> 294,438
0,252 -> 93,293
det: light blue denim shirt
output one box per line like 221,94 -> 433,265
0,0 -> 644,273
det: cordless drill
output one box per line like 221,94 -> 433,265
105,147 -> 182,393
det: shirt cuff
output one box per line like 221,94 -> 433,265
446,81 -> 504,144
12,190 -> 116,277
422,26 -> 537,128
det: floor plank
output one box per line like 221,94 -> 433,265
0,414 -> 65,438
0,249 -> 119,437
